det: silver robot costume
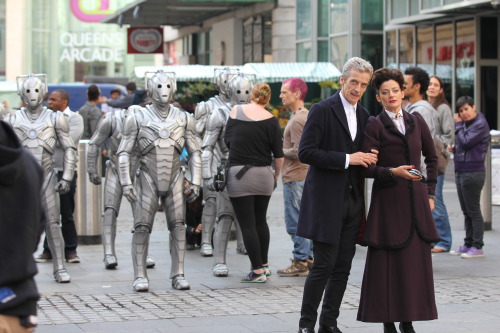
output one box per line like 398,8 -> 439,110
117,70 -> 202,292
202,73 -> 254,277
194,67 -> 246,257
87,107 -> 157,270
8,74 -> 77,283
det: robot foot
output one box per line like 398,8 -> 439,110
213,263 -> 228,277
54,270 -> 71,283
200,243 -> 213,257
172,274 -> 190,290
236,243 -> 248,255
146,256 -> 156,268
133,277 -> 149,292
104,255 -> 118,269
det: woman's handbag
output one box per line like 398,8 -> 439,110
434,137 -> 450,175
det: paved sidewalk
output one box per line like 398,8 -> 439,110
34,166 -> 500,333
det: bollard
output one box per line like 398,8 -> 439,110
74,140 -> 103,244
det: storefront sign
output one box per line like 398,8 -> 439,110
60,32 -> 124,62
127,27 -> 164,54
70,0 -> 115,23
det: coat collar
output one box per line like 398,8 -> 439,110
379,109 -> 415,139
331,91 -> 353,138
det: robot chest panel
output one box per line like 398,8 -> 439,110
137,119 -> 184,151
17,120 -> 57,150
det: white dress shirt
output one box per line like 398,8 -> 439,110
339,92 -> 358,169
385,109 -> 405,134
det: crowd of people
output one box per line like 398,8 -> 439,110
0,58 -> 492,333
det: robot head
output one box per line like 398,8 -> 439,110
214,67 -> 238,99
227,73 -> 254,105
17,74 -> 47,109
145,70 -> 176,106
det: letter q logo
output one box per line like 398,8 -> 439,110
70,0 -> 115,23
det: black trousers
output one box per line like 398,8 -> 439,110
299,187 -> 362,329
43,171 -> 78,257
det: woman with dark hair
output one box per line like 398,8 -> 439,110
224,83 -> 284,283
427,75 -> 454,253
449,96 -> 490,258
357,68 -> 439,333
79,84 -> 103,139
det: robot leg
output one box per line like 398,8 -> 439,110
42,173 -> 70,283
164,177 -> 190,290
131,172 -> 158,292
102,166 -> 122,269
212,214 -> 233,277
200,189 -> 217,257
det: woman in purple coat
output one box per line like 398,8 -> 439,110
356,68 -> 439,333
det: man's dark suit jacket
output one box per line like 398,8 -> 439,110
296,91 -> 370,245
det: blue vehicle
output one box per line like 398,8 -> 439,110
47,83 -> 127,111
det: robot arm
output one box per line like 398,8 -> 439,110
117,111 -> 140,202
201,110 -> 223,187
54,112 -> 77,194
194,101 -> 208,144
87,114 -> 113,185
184,113 -> 202,202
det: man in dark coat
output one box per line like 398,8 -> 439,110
297,57 -> 378,333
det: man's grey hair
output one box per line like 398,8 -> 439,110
341,57 -> 373,79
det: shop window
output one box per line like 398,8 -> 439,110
410,0 -> 419,15
391,0 -> 407,20
318,40 -> 329,62
330,0 -> 348,33
422,0 -> 441,9
399,27 -> 414,69
417,25 -> 433,73
297,0 -> 311,40
297,42 -> 312,62
362,0 -> 383,30
480,17 -> 497,59
444,0 -> 461,4
244,14 -> 271,63
435,23 -> 453,86
330,35 -> 348,70
386,30 -> 397,67
456,20 -> 475,99
318,0 -> 329,37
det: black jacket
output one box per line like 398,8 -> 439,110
0,121 -> 45,317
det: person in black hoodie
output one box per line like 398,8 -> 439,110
0,121 -> 45,332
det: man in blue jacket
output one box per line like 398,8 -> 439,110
297,57 -> 378,333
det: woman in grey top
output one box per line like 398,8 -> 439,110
427,75 -> 454,252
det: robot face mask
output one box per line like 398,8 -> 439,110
214,68 -> 234,99
147,71 -> 176,106
20,77 -> 46,109
228,74 -> 253,105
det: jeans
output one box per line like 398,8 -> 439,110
283,180 -> 312,261
455,171 -> 485,249
432,174 -> 452,250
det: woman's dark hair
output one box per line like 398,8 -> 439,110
371,68 -> 405,92
87,84 -> 100,101
456,96 -> 474,112
429,75 -> 450,108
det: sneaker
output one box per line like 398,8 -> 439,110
66,253 -> 80,263
450,245 -> 470,256
277,259 -> 309,277
241,271 -> 266,283
431,246 -> 448,253
35,252 -> 52,263
461,247 -> 485,259
262,265 -> 271,277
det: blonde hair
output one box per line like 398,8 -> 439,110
250,83 -> 271,106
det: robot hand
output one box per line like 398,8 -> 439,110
55,179 -> 71,194
184,184 -> 200,203
123,185 -> 137,202
203,178 -> 215,191
88,172 -> 102,185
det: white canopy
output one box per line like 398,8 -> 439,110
133,62 -> 341,83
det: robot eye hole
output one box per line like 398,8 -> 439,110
35,89 -> 39,93
26,89 -> 30,93
237,90 -> 241,94
167,84 -> 171,88
245,90 -> 249,94
157,84 -> 162,88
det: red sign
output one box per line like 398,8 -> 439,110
127,27 -> 164,54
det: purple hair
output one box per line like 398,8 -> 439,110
282,78 -> 308,101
